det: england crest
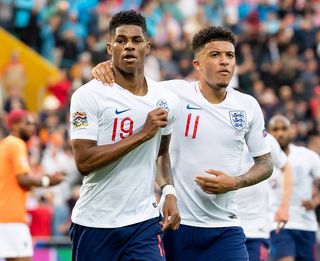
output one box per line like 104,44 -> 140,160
156,99 -> 169,111
229,111 -> 247,131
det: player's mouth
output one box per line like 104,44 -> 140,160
123,53 -> 137,62
217,69 -> 230,76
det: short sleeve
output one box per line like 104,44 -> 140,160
70,88 -> 99,141
309,150 -> 320,178
245,98 -> 270,157
11,139 -> 31,176
161,93 -> 181,136
268,134 -> 287,169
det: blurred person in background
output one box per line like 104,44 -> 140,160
268,115 -> 320,261
0,109 -> 64,261
237,133 -> 292,261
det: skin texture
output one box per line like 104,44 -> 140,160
72,24 -> 180,230
274,163 -> 292,233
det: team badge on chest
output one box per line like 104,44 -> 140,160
156,99 -> 169,111
229,111 -> 247,131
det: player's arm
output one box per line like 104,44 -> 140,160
195,153 -> 272,194
17,172 -> 64,190
235,153 -> 273,189
92,61 -> 115,85
302,152 -> 320,210
156,134 -> 181,231
274,162 -> 292,230
302,180 -> 320,210
12,140 -> 64,190
72,108 -> 168,175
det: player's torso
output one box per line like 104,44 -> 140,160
170,82 -> 253,177
288,145 -> 314,202
166,81 -> 257,226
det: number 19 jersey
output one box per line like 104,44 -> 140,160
70,78 -> 180,228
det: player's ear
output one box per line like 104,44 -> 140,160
107,43 -> 112,55
145,41 -> 151,55
193,59 -> 202,71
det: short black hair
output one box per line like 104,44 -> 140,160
109,10 -> 147,36
192,26 -> 236,54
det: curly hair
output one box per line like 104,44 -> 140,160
109,10 -> 147,36
192,26 -> 236,54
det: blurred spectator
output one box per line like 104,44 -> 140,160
28,193 -> 53,237
1,51 -> 26,96
47,69 -> 72,108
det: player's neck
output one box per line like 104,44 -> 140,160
283,145 -> 290,155
198,81 -> 227,104
113,68 -> 147,96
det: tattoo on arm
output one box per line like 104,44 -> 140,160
236,152 -> 273,189
156,135 -> 174,189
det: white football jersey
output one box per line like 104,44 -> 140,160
269,144 -> 320,231
161,80 -> 270,227
70,78 -> 180,228
237,134 -> 287,238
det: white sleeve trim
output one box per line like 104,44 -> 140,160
250,148 -> 271,158
70,134 -> 98,141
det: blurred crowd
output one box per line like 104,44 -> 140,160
1,0 -> 320,237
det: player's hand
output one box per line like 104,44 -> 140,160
161,194 -> 181,231
49,172 -> 65,186
140,108 -> 168,140
92,61 -> 114,85
195,169 -> 237,194
302,199 -> 317,210
274,204 -> 289,233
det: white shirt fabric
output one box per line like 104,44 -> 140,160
269,144 -> 320,232
161,80 -> 270,228
70,78 -> 180,228
237,134 -> 287,238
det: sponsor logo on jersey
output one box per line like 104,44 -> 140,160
229,111 -> 247,131
115,108 -> 131,114
186,104 -> 202,110
157,99 -> 169,111
72,111 -> 89,128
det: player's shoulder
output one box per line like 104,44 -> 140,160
291,144 -> 319,158
147,78 -> 179,102
267,133 -> 278,145
159,79 -> 195,92
228,87 -> 258,105
2,135 -> 25,148
72,79 -> 105,98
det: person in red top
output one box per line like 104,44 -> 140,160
0,109 -> 64,261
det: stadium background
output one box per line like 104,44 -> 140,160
1,0 -> 320,260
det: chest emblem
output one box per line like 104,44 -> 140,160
229,111 -> 247,131
157,99 -> 169,111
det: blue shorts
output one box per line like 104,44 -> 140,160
163,225 -> 248,261
270,229 -> 317,261
246,238 -> 269,261
69,217 -> 165,261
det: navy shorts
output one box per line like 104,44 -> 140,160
69,217 -> 165,261
246,238 -> 269,261
163,225 -> 248,261
270,229 -> 317,261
